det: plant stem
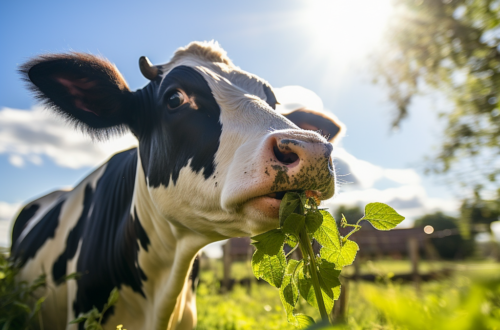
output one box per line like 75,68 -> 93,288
298,228 -> 330,323
342,225 -> 361,241
285,244 -> 299,258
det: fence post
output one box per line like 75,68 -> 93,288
331,276 -> 349,323
246,242 -> 254,294
408,237 -> 420,291
353,258 -> 360,280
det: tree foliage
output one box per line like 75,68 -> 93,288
413,212 -> 466,258
459,195 -> 500,238
376,0 -> 500,195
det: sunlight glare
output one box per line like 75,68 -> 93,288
304,0 -> 394,63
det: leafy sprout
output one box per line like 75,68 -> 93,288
251,192 -> 404,327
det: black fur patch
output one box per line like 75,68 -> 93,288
52,183 -> 94,284
11,201 -> 64,266
11,204 -> 39,248
65,149 -> 150,323
138,66 -> 222,188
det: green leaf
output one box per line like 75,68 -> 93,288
251,249 -> 286,288
61,272 -> 81,282
285,234 -> 298,248
2,319 -> 11,330
321,239 -> 359,269
296,273 -> 326,313
69,316 -> 87,324
313,211 -> 341,252
362,203 -> 405,230
317,260 -> 341,302
279,193 -> 301,226
305,211 -> 323,234
282,213 -> 305,236
0,271 -> 5,280
279,260 -> 300,323
297,260 -> 341,314
251,229 -> 286,256
280,261 -> 315,329
29,296 -> 46,320
294,314 -> 315,329
13,301 -> 31,314
107,287 -> 120,307
298,192 -> 308,209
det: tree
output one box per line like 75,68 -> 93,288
414,212 -> 466,259
375,0 -> 500,196
460,195 -> 500,234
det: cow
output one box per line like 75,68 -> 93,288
10,41 -> 342,330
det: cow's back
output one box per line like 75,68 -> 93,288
10,148 -> 138,328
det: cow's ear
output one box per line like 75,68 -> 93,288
283,108 -> 345,143
21,53 -> 133,139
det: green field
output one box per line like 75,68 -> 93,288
196,259 -> 500,330
3,252 -> 500,330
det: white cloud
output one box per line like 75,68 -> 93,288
274,86 -> 325,114
0,106 -> 138,169
383,168 -> 421,185
334,148 -> 383,189
326,149 -> 459,225
9,154 -> 25,167
326,184 -> 458,222
0,201 -> 21,247
0,201 -> 20,222
333,148 -> 421,190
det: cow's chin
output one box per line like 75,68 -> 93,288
240,196 -> 281,235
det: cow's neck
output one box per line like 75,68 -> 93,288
130,155 -> 211,330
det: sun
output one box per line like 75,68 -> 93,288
300,0 -> 394,70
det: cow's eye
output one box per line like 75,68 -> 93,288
166,90 -> 185,110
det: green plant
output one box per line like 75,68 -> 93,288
0,253 -> 46,329
251,192 -> 404,328
70,288 -> 120,330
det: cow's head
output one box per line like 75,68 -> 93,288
22,42 -> 342,240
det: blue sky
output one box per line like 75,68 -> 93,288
0,0 -> 458,246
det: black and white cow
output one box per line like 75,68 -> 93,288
11,41 -> 342,330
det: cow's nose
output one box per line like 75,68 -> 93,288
270,136 -> 334,170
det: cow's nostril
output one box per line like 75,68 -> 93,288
273,145 -> 299,165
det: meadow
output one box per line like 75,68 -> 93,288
196,259 -> 500,330
3,249 -> 500,330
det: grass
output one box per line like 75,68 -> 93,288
196,258 -> 500,330
0,251 -> 46,329
3,250 -> 500,330
196,268 -> 320,330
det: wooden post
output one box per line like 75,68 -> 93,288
423,237 -> 439,261
246,242 -> 254,294
331,277 -> 349,323
223,240 -> 231,292
408,237 -> 420,291
353,258 -> 360,280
